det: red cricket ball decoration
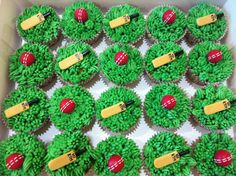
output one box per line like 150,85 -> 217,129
19,52 -> 35,66
207,49 -> 223,63
162,10 -> 176,24
74,8 -> 88,23
214,150 -> 232,167
108,155 -> 124,173
114,51 -> 129,66
161,95 -> 177,110
6,153 -> 24,170
60,98 -> 76,114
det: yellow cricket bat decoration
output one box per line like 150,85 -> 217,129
109,13 -> 139,29
204,99 -> 235,115
197,13 -> 224,26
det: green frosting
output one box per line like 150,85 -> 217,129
192,85 -> 236,130
45,131 -> 96,176
9,43 -> 54,86
94,135 -> 142,175
0,133 -> 46,176
144,132 -> 196,176
100,44 -> 143,85
2,86 -> 49,133
103,4 -> 145,44
49,85 -> 95,131
194,133 -> 236,175
189,41 -> 234,83
96,87 -> 142,133
61,1 -> 103,41
147,6 -> 187,42
145,84 -> 191,129
17,5 -> 60,44
187,3 -> 227,41
144,42 -> 187,82
55,42 -> 99,84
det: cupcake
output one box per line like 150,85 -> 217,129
144,42 -> 187,83
193,133 -> 236,175
187,3 -> 227,43
61,1 -> 103,43
187,41 -> 234,85
55,42 -> 99,85
2,86 -> 49,133
0,133 -> 46,176
17,5 -> 60,45
192,85 -> 236,130
49,85 -> 95,131
100,43 -> 143,85
143,132 -> 196,176
144,84 -> 191,129
9,43 -> 54,87
94,135 -> 142,175
96,86 -> 142,134
147,5 -> 187,42
103,4 -> 145,44
45,131 -> 96,175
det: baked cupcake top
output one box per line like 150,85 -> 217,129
193,133 -> 236,175
100,43 -> 143,85
96,87 -> 142,133
147,5 -> 187,42
192,85 -> 236,130
94,135 -> 142,175
17,5 -> 60,44
55,42 -> 99,85
103,4 -> 145,44
188,41 -> 234,84
144,42 -> 187,83
187,3 -> 227,41
9,43 -> 54,87
0,133 -> 46,176
145,84 -> 191,129
144,132 -> 196,176
45,131 -> 96,176
49,85 -> 95,131
2,86 -> 49,133
61,1 -> 103,41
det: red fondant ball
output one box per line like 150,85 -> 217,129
162,10 -> 176,24
214,150 -> 232,167
108,155 -> 124,173
60,98 -> 76,114
114,52 -> 129,65
19,52 -> 35,66
74,8 -> 88,22
6,153 -> 24,170
207,49 -> 223,63
161,95 -> 177,110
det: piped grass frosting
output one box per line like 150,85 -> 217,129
94,135 -> 142,175
100,43 -> 143,85
0,133 -> 46,176
2,86 -> 49,133
103,4 -> 145,44
188,41 -> 234,84
49,85 -> 95,131
147,6 -> 187,42
9,43 -> 54,87
193,133 -> 236,175
45,131 -> 96,176
61,1 -> 103,41
55,42 -> 99,85
187,3 -> 227,41
17,5 -> 60,44
144,84 -> 191,129
144,132 -> 196,176
96,87 -> 142,133
192,85 -> 236,130
144,42 -> 187,83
